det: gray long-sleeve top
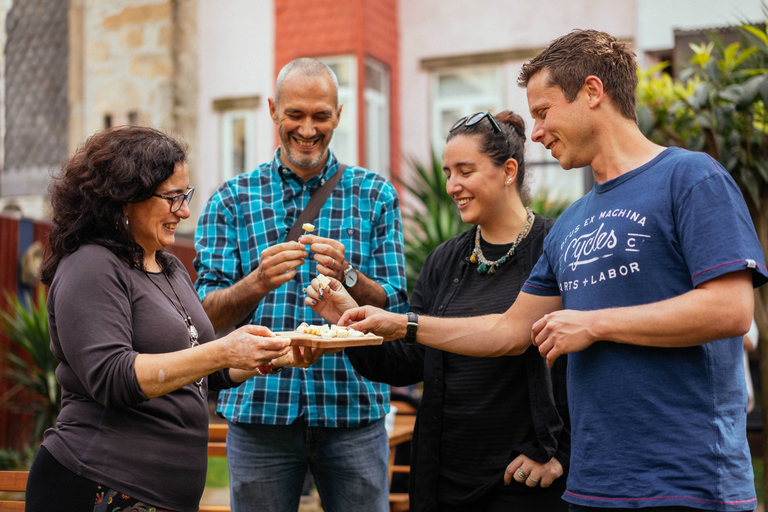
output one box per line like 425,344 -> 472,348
43,244 -> 235,512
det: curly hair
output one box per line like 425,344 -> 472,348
446,110 -> 531,204
40,126 -> 188,284
518,29 -> 638,122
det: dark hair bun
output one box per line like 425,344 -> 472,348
495,110 -> 526,141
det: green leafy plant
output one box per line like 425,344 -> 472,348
530,190 -> 572,220
0,287 -> 60,446
399,152 -> 470,293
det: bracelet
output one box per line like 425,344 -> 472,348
256,362 -> 282,376
405,312 -> 418,345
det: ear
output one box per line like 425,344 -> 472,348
268,98 -> 279,125
334,104 -> 344,129
504,158 -> 519,185
583,75 -> 604,109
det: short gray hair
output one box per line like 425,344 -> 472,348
275,58 -> 339,107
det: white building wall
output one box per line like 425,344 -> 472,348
196,0 -> 275,213
399,0 -> 765,202
637,0 -> 766,55
399,0 -> 637,201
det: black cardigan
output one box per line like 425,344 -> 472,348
347,215 -> 569,511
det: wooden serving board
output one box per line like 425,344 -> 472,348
275,331 -> 383,348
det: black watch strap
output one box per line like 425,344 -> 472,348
405,312 -> 418,345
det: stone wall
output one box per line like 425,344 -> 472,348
2,0 -> 69,197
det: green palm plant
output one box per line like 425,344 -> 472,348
0,287 -> 60,446
399,152 -> 470,293
530,190 -> 573,219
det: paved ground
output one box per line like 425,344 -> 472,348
198,489 -> 764,512
200,487 -> 323,511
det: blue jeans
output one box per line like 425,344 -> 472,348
226,417 -> 389,512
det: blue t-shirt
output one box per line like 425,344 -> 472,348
524,147 -> 768,510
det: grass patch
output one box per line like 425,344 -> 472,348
206,457 -> 230,488
755,457 -> 764,503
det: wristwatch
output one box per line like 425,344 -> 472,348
405,312 -> 418,345
343,263 -> 359,288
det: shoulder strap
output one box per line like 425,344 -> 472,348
285,164 -> 347,242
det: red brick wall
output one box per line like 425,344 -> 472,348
273,0 -> 401,182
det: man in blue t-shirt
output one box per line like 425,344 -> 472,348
341,30 -> 767,511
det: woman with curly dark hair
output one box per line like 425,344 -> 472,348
27,126 -> 316,512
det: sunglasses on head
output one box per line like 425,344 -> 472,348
450,111 -> 501,133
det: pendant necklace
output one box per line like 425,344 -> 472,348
144,270 -> 205,398
470,207 -> 534,274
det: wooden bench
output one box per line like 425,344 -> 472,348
0,410 -> 414,512
0,470 -> 28,511
203,403 -> 416,512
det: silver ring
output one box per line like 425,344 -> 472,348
527,475 -> 540,483
516,468 -> 527,480
330,258 -> 335,269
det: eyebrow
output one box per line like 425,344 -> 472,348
284,107 -> 334,116
158,185 -> 189,195
445,161 -> 477,171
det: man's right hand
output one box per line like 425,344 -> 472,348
202,241 -> 308,333
338,306 -> 406,342
250,241 -> 308,295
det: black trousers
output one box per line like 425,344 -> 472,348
26,445 -> 100,512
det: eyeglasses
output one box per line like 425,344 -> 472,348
152,186 -> 195,213
450,111 -> 501,133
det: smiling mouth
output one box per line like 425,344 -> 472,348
456,198 -> 472,206
547,140 -> 558,151
293,137 -> 318,148
163,223 -> 177,231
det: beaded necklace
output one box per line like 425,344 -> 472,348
469,207 -> 534,274
144,270 -> 205,398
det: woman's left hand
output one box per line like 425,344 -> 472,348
304,276 -> 359,324
505,453 -> 563,488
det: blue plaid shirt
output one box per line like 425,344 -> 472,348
194,149 -> 408,427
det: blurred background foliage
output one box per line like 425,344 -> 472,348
0,287 -> 60,453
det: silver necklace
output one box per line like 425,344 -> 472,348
144,270 -> 205,398
470,207 -> 534,274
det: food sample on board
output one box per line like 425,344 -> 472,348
295,322 -> 377,339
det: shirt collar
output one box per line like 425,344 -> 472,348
272,147 -> 341,188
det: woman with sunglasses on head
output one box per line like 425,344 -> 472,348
306,111 -> 569,511
26,126 -> 319,512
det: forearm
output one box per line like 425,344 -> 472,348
347,271 -> 388,308
592,282 -> 753,347
202,272 -> 268,333
417,293 -> 560,356
135,341 -> 226,399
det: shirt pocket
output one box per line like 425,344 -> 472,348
331,215 -> 373,273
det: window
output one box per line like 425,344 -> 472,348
320,56 -> 358,166
430,67 -> 504,155
213,96 -> 260,182
220,110 -> 257,181
364,59 -> 390,178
